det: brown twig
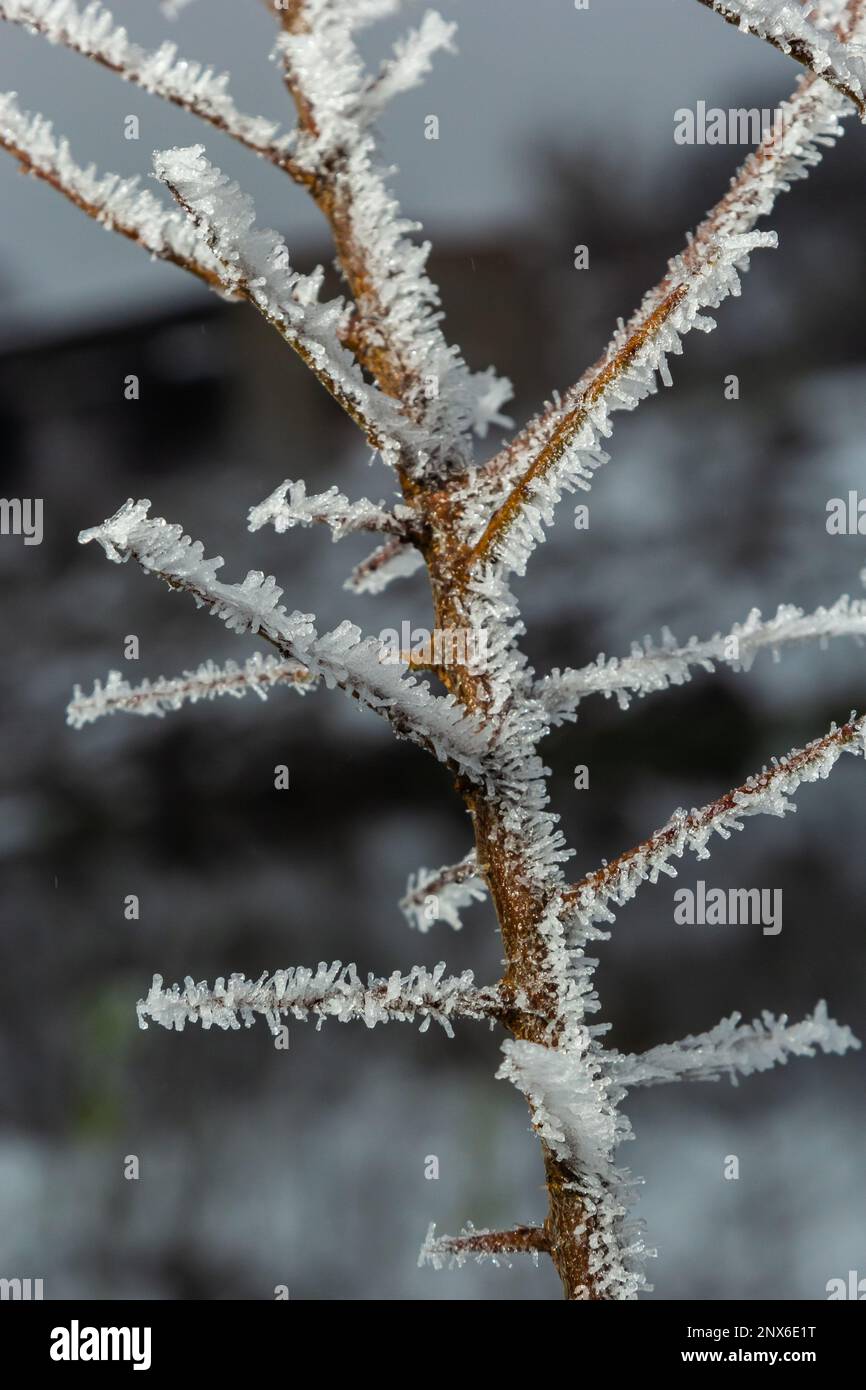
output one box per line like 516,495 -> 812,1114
424,1223 -> 550,1263
564,714 -> 866,916
0,2 -> 310,178
160,174 -> 407,458
462,284 -> 689,574
262,0 -> 436,422
0,132 -> 226,292
695,0 -> 866,118
476,0 -> 865,516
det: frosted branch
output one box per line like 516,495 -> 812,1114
537,593 -> 866,721
400,850 -> 488,931
694,0 -> 866,116
610,1000 -> 861,1088
565,712 -> 866,935
475,32 -> 862,565
77,499 -> 492,777
419,1221 -> 548,1269
137,961 -> 503,1038
248,478 -> 411,541
66,654 -> 312,730
497,1037 -> 651,1300
344,538 -> 425,594
154,144 -> 423,469
362,11 -> 458,121
271,0 -> 513,474
34,0 -> 866,1303
0,92 -> 225,290
464,233 -> 778,578
0,0 -> 302,168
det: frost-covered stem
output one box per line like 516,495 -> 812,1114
0,0 -> 305,173
248,479 -> 413,541
0,121 -> 224,292
610,999 -> 860,1088
479,16 -> 861,515
694,0 -> 866,116
417,468 -> 611,1295
541,1150 -> 601,1299
436,704 -> 607,1294
157,170 -> 397,457
345,537 -> 423,594
536,593 -> 866,720
265,0 -> 320,134
262,0 -> 434,417
399,850 -> 487,931
264,0 -> 405,395
565,711 -> 866,926
463,285 -> 689,573
66,654 -> 312,729
470,802 -> 605,1297
138,962 -> 505,1036
420,1222 -> 549,1267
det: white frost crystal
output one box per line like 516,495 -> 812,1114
611,1001 -> 861,1088
66,654 -> 311,729
701,1 -> 866,113
472,233 -> 780,578
248,478 -> 408,541
153,145 -> 421,470
538,593 -> 866,719
78,499 -> 493,778
569,713 -> 866,936
138,962 -> 500,1038
0,92 -> 222,283
400,852 -> 488,931
0,0 -> 295,157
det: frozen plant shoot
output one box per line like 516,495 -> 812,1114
3,0 -> 865,1298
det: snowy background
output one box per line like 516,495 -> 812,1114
0,0 -> 864,1299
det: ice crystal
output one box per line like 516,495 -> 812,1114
138,962 -> 501,1038
538,591 -> 866,719
0,0 -> 295,157
611,1000 -> 861,1088
66,654 -> 312,730
79,499 -> 493,777
0,92 -> 223,284
248,478 -> 408,541
400,852 -> 488,932
700,1 -> 866,114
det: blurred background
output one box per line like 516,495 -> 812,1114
0,0 -> 864,1300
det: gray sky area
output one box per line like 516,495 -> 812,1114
0,0 -> 787,337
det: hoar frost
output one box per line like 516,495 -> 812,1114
17,0 -> 863,1299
